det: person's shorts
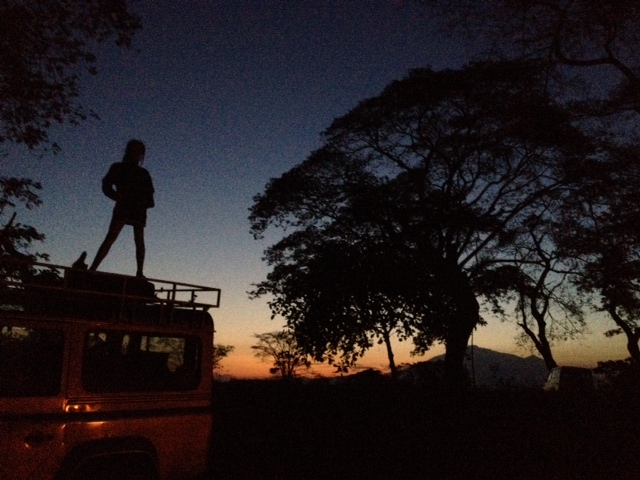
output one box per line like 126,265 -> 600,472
112,202 -> 147,227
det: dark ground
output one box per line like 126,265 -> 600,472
209,378 -> 640,480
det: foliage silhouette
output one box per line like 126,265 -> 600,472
476,215 -> 587,372
252,331 -> 311,380
0,0 -> 141,152
420,0 -> 640,369
212,344 -> 235,373
558,154 -> 640,364
420,0 -> 640,114
251,61 -> 604,389
0,178 -> 48,281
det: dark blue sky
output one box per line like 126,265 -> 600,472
4,1 -> 612,376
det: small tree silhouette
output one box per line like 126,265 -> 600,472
212,344 -> 234,374
252,331 -> 310,379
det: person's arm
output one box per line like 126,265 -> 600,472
144,170 -> 155,208
102,164 -> 119,201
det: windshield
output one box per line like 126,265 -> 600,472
0,324 -> 65,397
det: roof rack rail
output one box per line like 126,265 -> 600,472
0,260 -> 220,323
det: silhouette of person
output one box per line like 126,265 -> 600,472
89,139 -> 155,277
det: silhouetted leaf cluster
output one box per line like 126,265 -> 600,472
420,0 -> 640,114
251,331 -> 311,380
0,0 -> 141,152
0,178 -> 47,277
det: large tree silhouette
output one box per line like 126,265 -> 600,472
251,61 -> 596,389
421,0 -> 640,367
559,153 -> 640,364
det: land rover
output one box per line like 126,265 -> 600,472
0,261 -> 220,480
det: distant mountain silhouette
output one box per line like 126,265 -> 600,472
401,346 -> 549,389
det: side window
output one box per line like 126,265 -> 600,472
82,330 -> 201,393
0,325 -> 65,397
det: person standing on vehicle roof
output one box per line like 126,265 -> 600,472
89,139 -> 155,277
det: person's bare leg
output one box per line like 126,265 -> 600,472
90,219 -> 125,271
134,224 -> 146,277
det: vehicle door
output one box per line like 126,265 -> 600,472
0,318 -> 69,480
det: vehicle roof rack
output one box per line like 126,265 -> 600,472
0,260 -> 220,327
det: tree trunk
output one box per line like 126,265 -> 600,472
607,305 -> 640,365
628,335 -> 640,366
381,329 -> 398,379
442,261 -> 481,392
520,321 -> 558,371
444,312 -> 478,391
519,300 -> 558,371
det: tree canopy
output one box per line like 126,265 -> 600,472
250,61 -> 605,387
252,331 -> 311,379
0,177 -> 46,278
212,344 -> 235,374
414,0 -> 640,375
558,151 -> 640,363
421,0 -> 640,113
0,0 -> 141,152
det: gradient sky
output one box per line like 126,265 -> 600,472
3,0 -> 628,377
